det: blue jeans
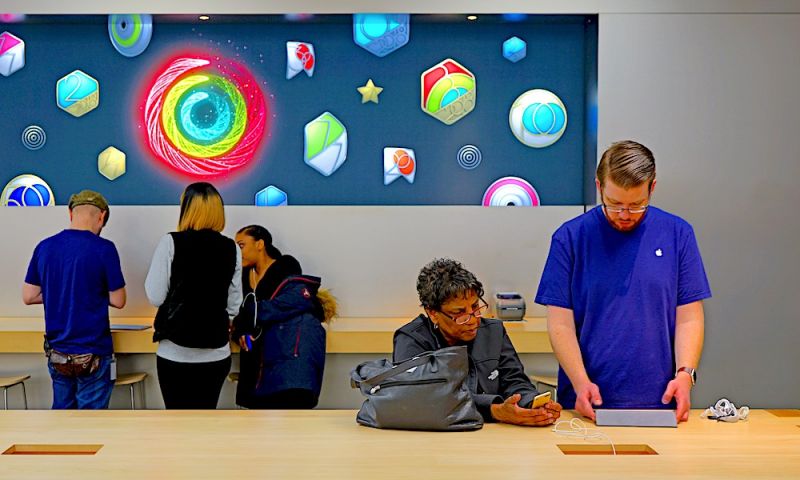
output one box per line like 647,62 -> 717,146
48,355 -> 114,409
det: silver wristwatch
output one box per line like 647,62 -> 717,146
675,367 -> 697,386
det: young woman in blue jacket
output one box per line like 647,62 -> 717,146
231,225 -> 336,409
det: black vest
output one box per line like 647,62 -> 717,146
153,230 -> 237,348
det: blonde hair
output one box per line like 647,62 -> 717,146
597,140 -> 656,190
316,288 -> 338,324
177,182 -> 225,232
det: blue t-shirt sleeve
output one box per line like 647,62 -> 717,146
103,242 -> 126,292
24,243 -> 42,286
677,224 -> 711,305
535,229 -> 573,309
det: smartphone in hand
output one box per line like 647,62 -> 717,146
531,391 -> 552,409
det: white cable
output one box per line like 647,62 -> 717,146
700,398 -> 749,422
552,418 -> 617,455
243,292 -> 263,341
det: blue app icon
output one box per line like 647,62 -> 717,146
503,36 -> 527,63
353,14 -> 410,57
56,70 -> 99,117
255,186 -> 288,207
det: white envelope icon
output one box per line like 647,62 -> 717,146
383,147 -> 416,185
286,41 -> 315,79
0,32 -> 25,77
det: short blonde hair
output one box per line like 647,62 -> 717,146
597,140 -> 656,190
177,182 -> 225,232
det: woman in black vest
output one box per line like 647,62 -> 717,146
231,225 -> 335,409
145,183 -> 242,409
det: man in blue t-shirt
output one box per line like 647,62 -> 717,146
535,141 -> 710,423
22,190 -> 126,409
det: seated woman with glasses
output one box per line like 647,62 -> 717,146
393,258 -> 562,426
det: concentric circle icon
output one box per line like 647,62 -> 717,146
143,56 -> 267,177
457,145 -> 481,170
1,174 -> 54,206
509,89 -> 567,148
482,177 -> 540,207
21,125 -> 46,150
108,14 -> 153,58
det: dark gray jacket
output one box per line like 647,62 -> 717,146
393,315 -> 540,422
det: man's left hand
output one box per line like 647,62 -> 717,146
662,373 -> 692,422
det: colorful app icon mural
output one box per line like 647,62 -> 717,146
1,174 -> 55,206
142,56 -> 267,177
509,89 -> 567,148
482,176 -> 540,207
108,14 -> 153,58
56,70 -> 100,117
421,58 -> 476,125
286,41 -> 315,79
383,147 -> 416,185
304,112 -> 347,177
98,146 -> 126,181
353,14 -> 410,57
0,31 -> 24,77
255,185 -> 288,206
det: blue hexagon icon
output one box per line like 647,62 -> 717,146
255,186 -> 288,207
353,14 -> 410,57
503,36 -> 527,63
56,70 -> 99,117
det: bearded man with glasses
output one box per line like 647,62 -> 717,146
536,140 -> 711,423
394,258 -> 562,426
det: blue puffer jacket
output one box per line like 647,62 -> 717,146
239,275 -> 326,400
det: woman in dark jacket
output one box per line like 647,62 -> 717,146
231,225 -> 336,409
394,258 -> 562,426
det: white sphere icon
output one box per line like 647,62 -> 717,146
509,89 -> 567,148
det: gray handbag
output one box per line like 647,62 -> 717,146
350,346 -> 484,431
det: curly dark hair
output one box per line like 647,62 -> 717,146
416,258 -> 484,311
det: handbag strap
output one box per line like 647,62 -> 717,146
352,353 -> 434,389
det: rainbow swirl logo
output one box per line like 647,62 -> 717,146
142,56 -> 267,178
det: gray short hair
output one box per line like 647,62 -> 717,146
416,258 -> 484,311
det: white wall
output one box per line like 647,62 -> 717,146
2,206 -> 580,318
1,206 -> 578,409
598,13 -> 800,407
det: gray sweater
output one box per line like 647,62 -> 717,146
145,234 -> 243,363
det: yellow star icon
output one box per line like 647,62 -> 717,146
357,79 -> 383,104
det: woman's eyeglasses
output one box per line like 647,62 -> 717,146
437,300 -> 489,325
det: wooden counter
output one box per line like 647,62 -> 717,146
0,409 -> 797,478
0,317 -> 551,354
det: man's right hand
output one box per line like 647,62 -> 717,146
574,382 -> 603,421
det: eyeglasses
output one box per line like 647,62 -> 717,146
436,300 -> 489,325
602,203 -> 649,215
600,190 -> 651,215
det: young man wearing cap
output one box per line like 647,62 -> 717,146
22,190 -> 126,409
535,141 -> 710,423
